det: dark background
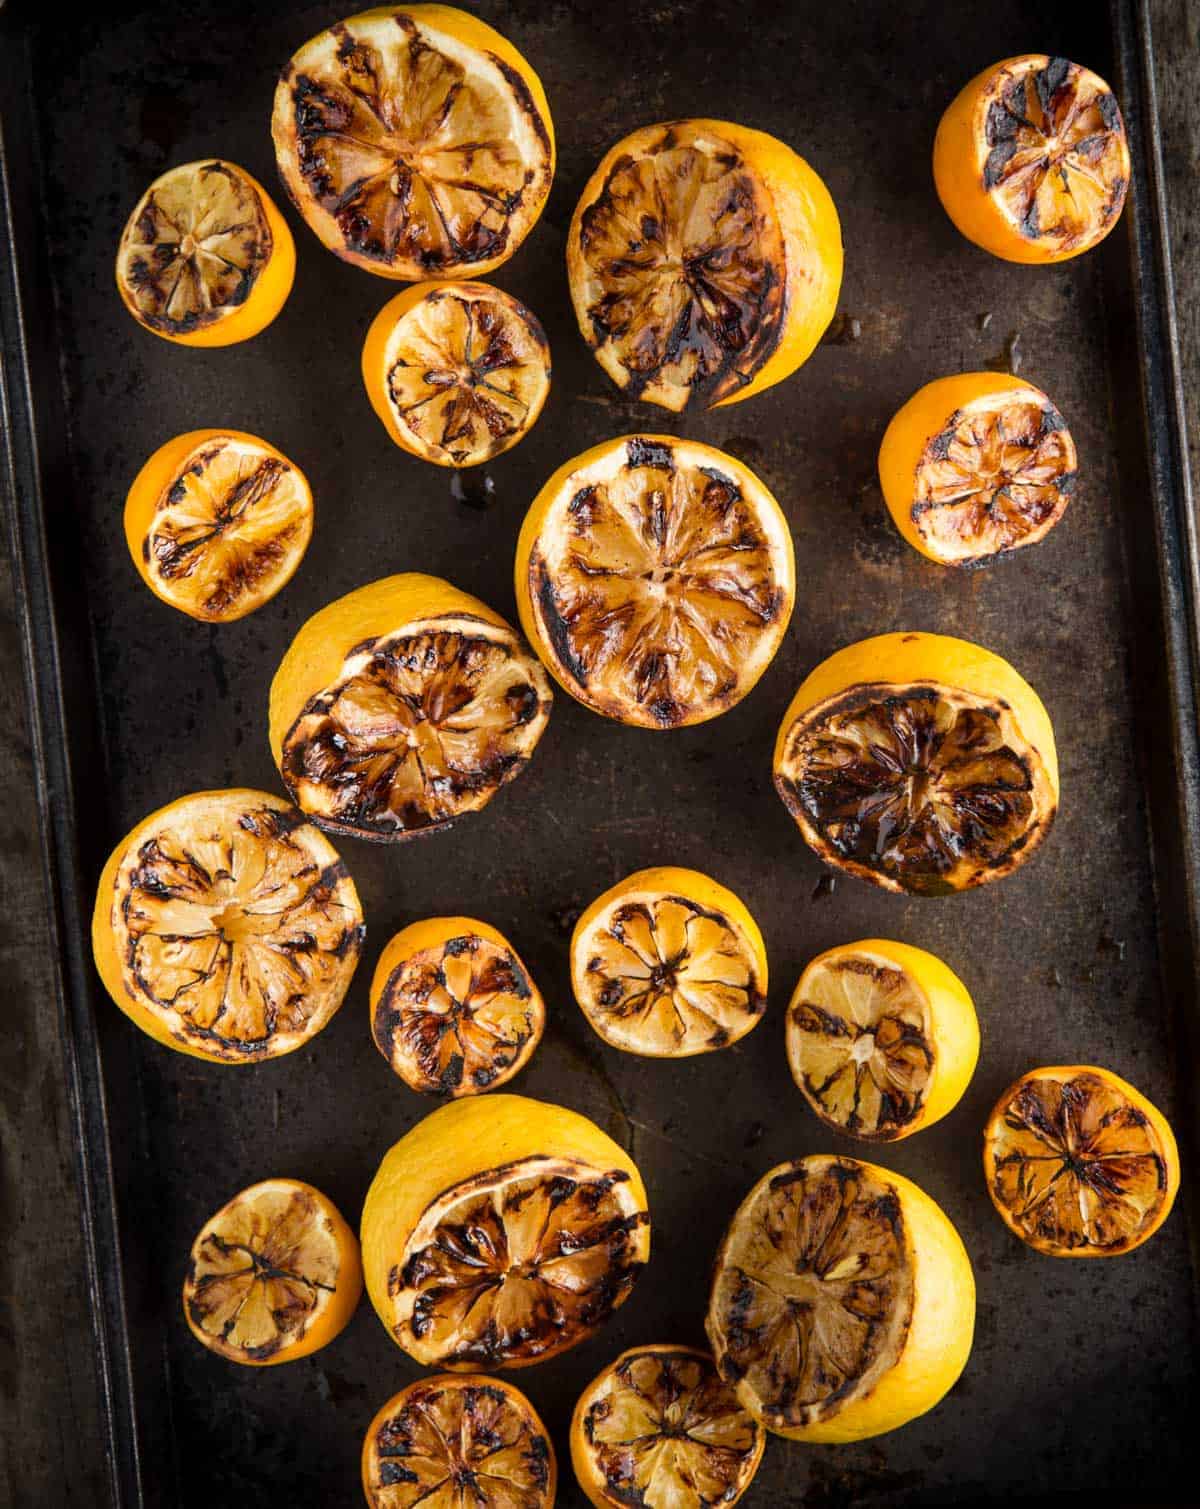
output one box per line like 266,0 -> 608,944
3,1 -> 1199,1505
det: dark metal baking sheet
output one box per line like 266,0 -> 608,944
3,0 -> 1198,1504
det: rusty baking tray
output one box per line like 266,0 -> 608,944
2,0 -> 1198,1503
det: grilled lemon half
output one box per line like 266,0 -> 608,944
707,1155 -> 974,1442
361,1094 -> 650,1369
773,631 -> 1058,895
272,5 -> 554,280
568,118 -> 842,410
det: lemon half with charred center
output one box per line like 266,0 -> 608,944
370,916 -> 545,1095
773,631 -> 1058,895
363,1373 -> 556,1509
92,789 -> 363,1063
125,429 -> 313,622
363,281 -> 551,467
707,1155 -> 974,1442
879,374 -> 1077,566
183,1178 -> 362,1366
116,160 -> 294,346
571,867 -> 767,1057
272,5 -> 554,280
571,1345 -> 765,1509
569,119 -> 842,411
269,574 -> 553,841
934,55 -> 1130,264
983,1065 -> 1180,1257
361,1094 -> 650,1369
787,939 -> 979,1140
516,435 -> 794,729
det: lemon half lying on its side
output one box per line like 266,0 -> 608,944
361,1094 -> 650,1369
707,1155 -> 975,1442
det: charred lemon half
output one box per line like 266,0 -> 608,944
363,281 -> 551,467
879,373 -> 1077,566
363,1373 -> 556,1509
934,55 -> 1130,264
92,789 -> 363,1063
370,916 -> 544,1095
571,1344 -> 764,1509
786,939 -> 979,1141
707,1155 -> 974,1442
983,1065 -> 1180,1258
272,6 -> 554,280
568,119 -> 842,411
183,1178 -> 362,1366
125,429 -> 313,622
773,632 -> 1058,895
269,574 -> 552,841
361,1094 -> 650,1369
116,160 -> 294,346
570,867 -> 767,1058
516,435 -> 794,729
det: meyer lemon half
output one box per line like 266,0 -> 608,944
878,373 -> 1077,566
571,1344 -> 764,1509
983,1064 -> 1180,1257
568,118 -> 842,411
515,435 -> 794,729
116,160 -> 294,346
786,939 -> 979,1140
933,55 -> 1130,264
361,1094 -> 650,1369
272,6 -> 554,280
362,281 -> 551,468
125,429 -> 313,621
370,916 -> 545,1095
269,574 -> 553,841
570,867 -> 767,1058
706,1155 -> 975,1442
362,1373 -> 556,1508
773,631 -> 1058,895
183,1178 -> 362,1365
91,789 -> 363,1063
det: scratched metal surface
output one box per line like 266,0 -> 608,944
19,0 -> 1197,1503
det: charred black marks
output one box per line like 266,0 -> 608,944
626,437 -> 675,472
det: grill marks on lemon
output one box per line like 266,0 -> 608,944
572,1346 -> 764,1509
390,1157 -> 648,1368
184,1180 -> 361,1364
371,921 -> 544,1095
911,392 -> 1076,563
572,123 -> 786,411
363,1375 -> 555,1509
984,1068 -> 1179,1257
129,433 -> 313,621
117,161 -> 278,338
708,1158 -> 913,1434
369,282 -> 551,466
981,58 -> 1128,256
518,437 -> 793,728
97,792 -> 363,1061
789,955 -> 933,1139
272,7 -> 553,279
571,869 -> 767,1058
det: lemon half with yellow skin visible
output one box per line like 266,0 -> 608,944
269,574 -> 553,841
272,5 -> 554,280
568,118 -> 842,411
570,866 -> 768,1057
773,631 -> 1058,895
183,1178 -> 362,1365
92,788 -> 363,1063
361,1094 -> 650,1369
786,939 -> 979,1140
706,1154 -> 975,1442
116,160 -> 294,346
